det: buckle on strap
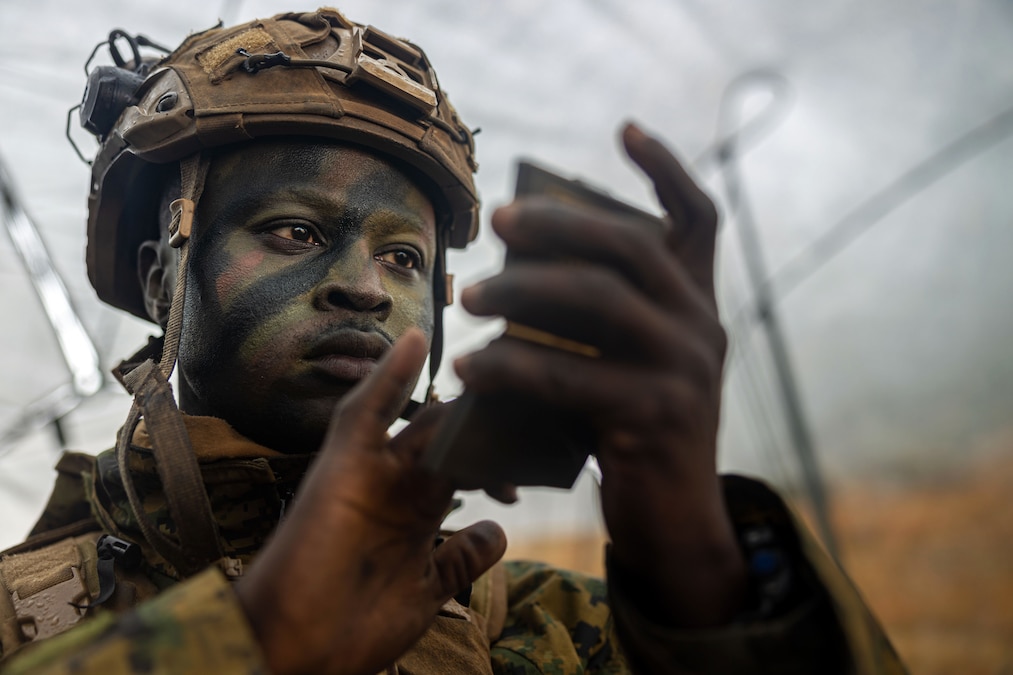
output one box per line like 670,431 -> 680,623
71,535 -> 141,611
168,198 -> 195,248
11,567 -> 90,642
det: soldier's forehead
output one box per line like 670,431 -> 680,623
209,139 -> 393,170
202,140 -> 436,205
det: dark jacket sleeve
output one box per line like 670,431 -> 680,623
607,475 -> 907,675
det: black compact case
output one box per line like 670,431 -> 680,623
421,161 -> 665,491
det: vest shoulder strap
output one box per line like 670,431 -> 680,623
27,451 -> 98,538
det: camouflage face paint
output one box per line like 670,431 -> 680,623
175,140 -> 437,453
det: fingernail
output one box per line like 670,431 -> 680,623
453,354 -> 472,378
460,282 -> 478,303
625,120 -> 645,135
491,203 -> 519,234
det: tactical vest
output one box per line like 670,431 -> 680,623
0,511 -> 508,674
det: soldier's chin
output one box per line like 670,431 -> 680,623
225,400 -> 335,455
235,382 -> 418,454
241,418 -> 329,455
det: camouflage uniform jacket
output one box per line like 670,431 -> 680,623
0,415 -> 905,674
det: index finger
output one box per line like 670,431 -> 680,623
325,328 -> 430,450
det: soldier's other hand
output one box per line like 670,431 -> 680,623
457,124 -> 745,628
235,329 -> 506,675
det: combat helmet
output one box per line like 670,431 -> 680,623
80,7 -> 477,329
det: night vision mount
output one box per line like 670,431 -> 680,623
69,29 -> 172,162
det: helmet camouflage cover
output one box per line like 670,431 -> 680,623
84,7 -> 479,321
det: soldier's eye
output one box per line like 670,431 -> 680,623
268,223 -> 323,245
375,248 -> 422,270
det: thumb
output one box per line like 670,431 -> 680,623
622,123 -> 720,301
431,521 -> 508,602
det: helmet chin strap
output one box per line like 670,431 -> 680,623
112,154 -> 234,578
399,308 -> 445,420
400,227 -> 451,421
160,156 -> 209,378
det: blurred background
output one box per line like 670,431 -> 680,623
0,1 -> 1010,671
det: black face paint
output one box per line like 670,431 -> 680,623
174,140 -> 436,453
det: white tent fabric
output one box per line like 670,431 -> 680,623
1,0 -> 1011,550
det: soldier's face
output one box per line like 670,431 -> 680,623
175,140 -> 436,453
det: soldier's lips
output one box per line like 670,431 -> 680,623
307,353 -> 378,381
303,330 -> 390,382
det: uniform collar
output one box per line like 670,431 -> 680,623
91,414 -> 312,581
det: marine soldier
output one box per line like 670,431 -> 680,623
0,8 -> 904,674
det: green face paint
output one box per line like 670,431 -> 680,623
175,139 -> 437,453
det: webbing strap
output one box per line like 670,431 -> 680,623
116,361 -> 224,576
426,302 -> 444,402
112,335 -> 163,390
112,153 -> 223,577
400,231 -> 448,419
161,154 -> 209,381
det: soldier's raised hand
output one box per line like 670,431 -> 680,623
235,329 -> 506,675
457,124 -> 746,627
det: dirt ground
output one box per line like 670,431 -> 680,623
507,452 -> 1013,674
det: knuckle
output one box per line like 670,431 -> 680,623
693,191 -> 719,227
700,344 -> 725,384
635,377 -> 691,427
615,222 -> 664,266
539,359 -> 571,399
677,331 -> 723,387
710,321 -> 729,361
583,267 -> 624,305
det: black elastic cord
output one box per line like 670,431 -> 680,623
236,48 -> 352,75
108,30 -> 142,70
71,535 -> 141,609
65,104 -> 91,166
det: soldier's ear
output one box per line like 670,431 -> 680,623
138,239 -> 173,329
